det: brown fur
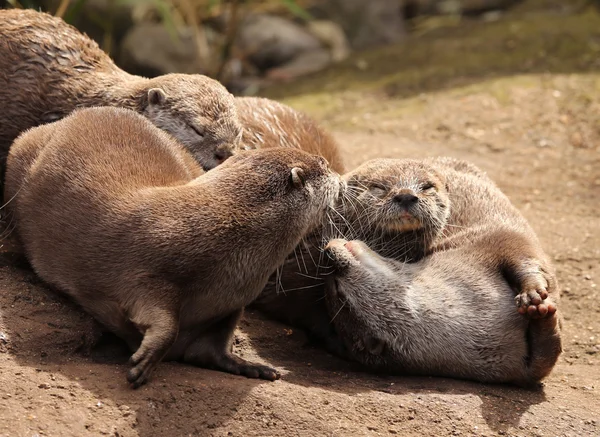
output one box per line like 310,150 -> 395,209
4,106 -> 341,388
0,8 -> 242,178
235,97 -> 346,174
253,157 -> 562,381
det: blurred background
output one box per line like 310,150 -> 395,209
1,0 -> 598,98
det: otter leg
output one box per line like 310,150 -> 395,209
126,294 -> 180,388
183,309 -> 280,381
472,229 -> 558,319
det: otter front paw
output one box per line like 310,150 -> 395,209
126,346 -> 163,388
214,353 -> 281,381
514,267 -> 557,319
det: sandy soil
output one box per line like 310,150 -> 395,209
1,5 -> 599,437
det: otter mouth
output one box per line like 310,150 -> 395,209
379,213 -> 423,233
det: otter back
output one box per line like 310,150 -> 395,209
235,96 -> 345,174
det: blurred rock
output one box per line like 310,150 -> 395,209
309,0 -> 406,49
236,14 -> 322,71
118,24 -> 208,77
307,20 -> 350,62
265,49 -> 332,81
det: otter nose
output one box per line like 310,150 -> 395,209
393,193 -> 418,207
214,146 -> 234,164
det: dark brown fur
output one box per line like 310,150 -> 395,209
4,106 -> 341,387
0,8 -> 242,178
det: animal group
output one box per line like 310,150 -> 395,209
0,9 -> 562,389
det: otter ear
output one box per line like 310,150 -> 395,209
291,167 -> 305,188
148,88 -> 167,106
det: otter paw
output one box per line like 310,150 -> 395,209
236,362 -> 281,381
514,266 -> 556,319
216,353 -> 281,381
126,347 -> 161,388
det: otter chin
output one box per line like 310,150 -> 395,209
323,238 -> 562,386
380,215 -> 423,233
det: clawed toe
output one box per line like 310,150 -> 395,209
211,353 -> 281,381
516,291 -> 556,320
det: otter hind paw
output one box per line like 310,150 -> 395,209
515,268 -> 556,319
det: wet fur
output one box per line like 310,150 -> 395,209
0,8 -> 242,179
4,106 -> 340,387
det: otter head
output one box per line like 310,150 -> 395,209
197,148 -> 344,289
141,74 -> 243,171
335,159 -> 450,261
323,239 -> 404,367
211,148 -> 344,256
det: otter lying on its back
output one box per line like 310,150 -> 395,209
5,106 -> 342,387
324,238 -> 561,385
253,157 -> 562,370
0,8 -> 241,176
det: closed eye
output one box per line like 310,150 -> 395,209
190,125 -> 205,138
421,182 -> 436,191
370,183 -> 387,191
369,182 -> 388,197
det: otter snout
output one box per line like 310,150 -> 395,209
393,193 -> 418,207
214,142 -> 235,163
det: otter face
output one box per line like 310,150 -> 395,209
334,159 -> 450,259
217,148 -> 344,236
143,74 -> 243,171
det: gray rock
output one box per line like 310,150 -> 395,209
236,14 -> 322,71
265,49 -> 332,81
307,20 -> 350,62
310,0 -> 406,49
118,23 -> 207,77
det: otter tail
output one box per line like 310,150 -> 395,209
526,312 -> 562,383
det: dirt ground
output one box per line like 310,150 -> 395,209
1,3 -> 600,437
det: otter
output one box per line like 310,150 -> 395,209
4,106 -> 341,388
234,96 -> 345,174
323,238 -> 562,385
252,157 -> 562,364
0,8 -> 242,177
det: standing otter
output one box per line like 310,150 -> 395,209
253,157 -> 562,366
4,106 -> 342,387
323,238 -> 561,385
234,96 -> 346,174
0,8 -> 242,176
